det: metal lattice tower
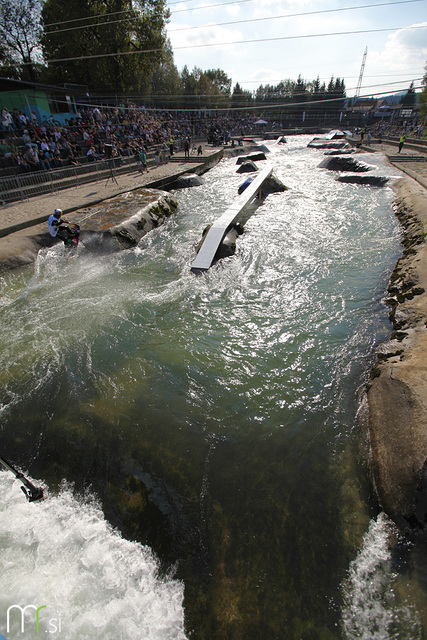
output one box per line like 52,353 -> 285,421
355,47 -> 368,98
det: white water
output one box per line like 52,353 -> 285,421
1,136 -> 425,638
0,472 -> 186,640
341,513 -> 423,639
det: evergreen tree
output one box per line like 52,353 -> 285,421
400,81 -> 417,108
231,82 -> 253,109
418,63 -> 427,125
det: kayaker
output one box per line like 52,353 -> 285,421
47,208 -> 72,242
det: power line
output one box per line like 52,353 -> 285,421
52,84 -> 423,113
41,0 -> 422,36
43,8 -> 134,29
40,24 -> 427,65
45,14 -> 141,36
168,0 -> 423,33
73,77 -> 422,99
238,72 -> 422,84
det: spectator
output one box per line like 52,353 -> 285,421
22,129 -> 38,149
19,111 -> 29,128
38,150 -> 52,171
12,108 -> 21,130
1,108 -> 13,132
23,147 -> 38,171
0,139 -> 13,166
87,145 -> 101,162
15,151 -> 31,172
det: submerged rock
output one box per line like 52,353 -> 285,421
195,223 -> 244,261
174,174 -> 204,189
324,149 -> 355,156
336,175 -> 388,186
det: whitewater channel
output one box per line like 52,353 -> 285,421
0,136 -> 426,639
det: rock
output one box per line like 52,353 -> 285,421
367,178 -> 427,537
308,138 -> 351,150
173,174 -> 204,189
318,156 -> 372,172
336,175 -> 388,186
195,223 -> 244,261
263,175 -> 288,194
324,149 -> 355,156
236,152 -> 267,165
236,161 -> 258,174
109,194 -> 178,249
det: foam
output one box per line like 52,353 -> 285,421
0,472 -> 187,640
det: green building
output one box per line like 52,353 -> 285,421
0,78 -> 87,126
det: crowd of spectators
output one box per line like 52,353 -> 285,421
0,102 -> 261,174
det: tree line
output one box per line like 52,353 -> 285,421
0,0 -> 346,113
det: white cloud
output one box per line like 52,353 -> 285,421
368,23 -> 427,74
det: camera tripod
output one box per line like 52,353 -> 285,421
105,160 -> 118,187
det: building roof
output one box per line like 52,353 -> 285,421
0,77 -> 87,95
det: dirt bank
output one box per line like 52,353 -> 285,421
367,176 -> 427,535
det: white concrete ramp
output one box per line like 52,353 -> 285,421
191,166 -> 273,274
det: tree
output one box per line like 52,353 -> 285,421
150,38 -> 182,107
418,63 -> 427,126
231,82 -> 253,109
0,0 -> 43,81
400,81 -> 417,108
41,0 -> 170,94
204,69 -> 232,96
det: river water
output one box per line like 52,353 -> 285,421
1,136 -> 426,639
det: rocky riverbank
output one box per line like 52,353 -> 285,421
367,176 -> 427,536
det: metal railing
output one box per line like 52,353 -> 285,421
0,155 -> 139,204
0,139 -> 186,204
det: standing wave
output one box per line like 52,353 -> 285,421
0,472 -> 187,640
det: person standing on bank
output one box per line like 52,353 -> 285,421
398,134 -> 405,153
184,137 -> 190,161
48,208 -> 72,242
139,147 -> 148,173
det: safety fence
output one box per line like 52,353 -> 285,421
0,156 -> 138,204
0,139 -> 185,204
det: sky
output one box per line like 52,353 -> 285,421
166,0 -> 427,97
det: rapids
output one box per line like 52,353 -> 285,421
1,136 -> 426,639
